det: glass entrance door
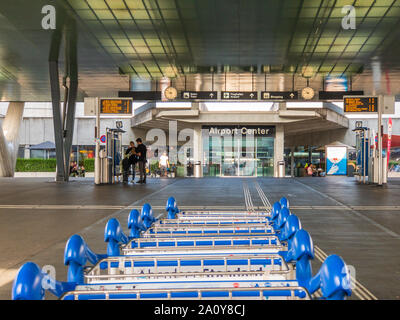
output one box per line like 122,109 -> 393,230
203,129 -> 275,177
221,136 -> 256,177
221,136 -> 238,176
238,137 -> 256,176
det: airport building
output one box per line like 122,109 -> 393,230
2,0 -> 400,302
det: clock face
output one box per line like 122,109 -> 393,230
164,86 -> 178,100
302,87 -> 315,100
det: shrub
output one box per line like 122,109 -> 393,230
16,158 -> 57,172
15,158 -> 95,172
83,159 -> 94,172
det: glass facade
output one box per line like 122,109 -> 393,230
202,126 -> 275,177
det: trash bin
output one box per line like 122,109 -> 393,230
277,161 -> 285,178
194,161 -> 202,178
347,164 -> 354,177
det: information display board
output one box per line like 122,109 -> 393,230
344,97 -> 377,113
261,91 -> 298,100
181,91 -> 217,100
221,91 -> 258,100
326,146 -> 347,175
100,99 -> 132,114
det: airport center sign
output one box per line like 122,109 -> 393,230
203,125 -> 275,136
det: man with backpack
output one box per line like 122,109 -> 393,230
135,138 -> 147,184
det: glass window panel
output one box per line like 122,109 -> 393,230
161,10 -> 179,19
87,0 -> 108,9
68,0 -> 89,9
130,10 -> 150,19
158,0 -> 176,9
95,10 -> 114,19
125,0 -> 145,9
115,39 -> 131,46
112,10 -> 131,19
106,0 -> 126,9
150,47 -> 165,53
120,47 -> 136,54
75,10 -> 97,20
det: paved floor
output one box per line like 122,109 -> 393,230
0,176 -> 399,299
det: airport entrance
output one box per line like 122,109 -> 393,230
202,126 -> 275,177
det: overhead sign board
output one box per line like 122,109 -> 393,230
100,99 -> 132,114
344,96 -> 378,113
221,91 -> 258,100
261,91 -> 298,100
181,91 -> 218,100
319,91 -> 364,100
118,91 -> 161,100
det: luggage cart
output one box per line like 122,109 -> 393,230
157,218 -> 270,226
12,232 -> 351,300
84,254 -> 293,284
146,223 -> 275,237
11,198 -> 352,301
177,211 -> 269,219
122,235 -> 284,256
61,285 -> 311,300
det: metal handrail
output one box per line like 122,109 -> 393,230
156,220 -> 270,227
85,253 -> 290,279
85,270 -> 290,282
151,223 -> 272,229
61,286 -> 310,300
123,235 -> 282,250
141,231 -> 276,238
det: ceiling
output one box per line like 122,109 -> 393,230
1,0 -> 400,101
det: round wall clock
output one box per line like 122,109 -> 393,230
164,86 -> 178,100
301,87 -> 315,100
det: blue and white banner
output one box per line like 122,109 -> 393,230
326,146 -> 347,175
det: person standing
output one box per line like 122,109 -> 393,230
135,138 -> 147,184
159,151 -> 169,177
123,141 -> 137,183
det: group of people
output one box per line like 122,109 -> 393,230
69,161 -> 85,177
122,138 -> 147,184
305,163 -> 323,177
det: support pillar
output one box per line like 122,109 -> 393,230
274,125 -> 284,178
291,147 -> 295,178
48,12 -> 78,182
193,124 -> 203,177
0,102 -> 25,177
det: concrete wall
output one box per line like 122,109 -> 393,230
286,118 -> 400,148
18,117 -> 137,146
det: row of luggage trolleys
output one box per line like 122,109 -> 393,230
12,197 -> 352,300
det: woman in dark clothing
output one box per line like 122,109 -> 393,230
123,141 -> 137,183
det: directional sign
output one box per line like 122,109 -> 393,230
319,91 -> 364,100
261,91 -> 298,100
221,91 -> 258,100
344,96 -> 378,113
100,99 -> 132,114
181,91 -> 218,100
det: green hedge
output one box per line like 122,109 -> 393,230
16,158 -> 57,172
16,158 -> 95,172
83,159 -> 94,172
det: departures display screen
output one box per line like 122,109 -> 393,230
344,97 -> 378,112
100,99 -> 132,114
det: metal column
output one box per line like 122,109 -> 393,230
48,12 -> 78,182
